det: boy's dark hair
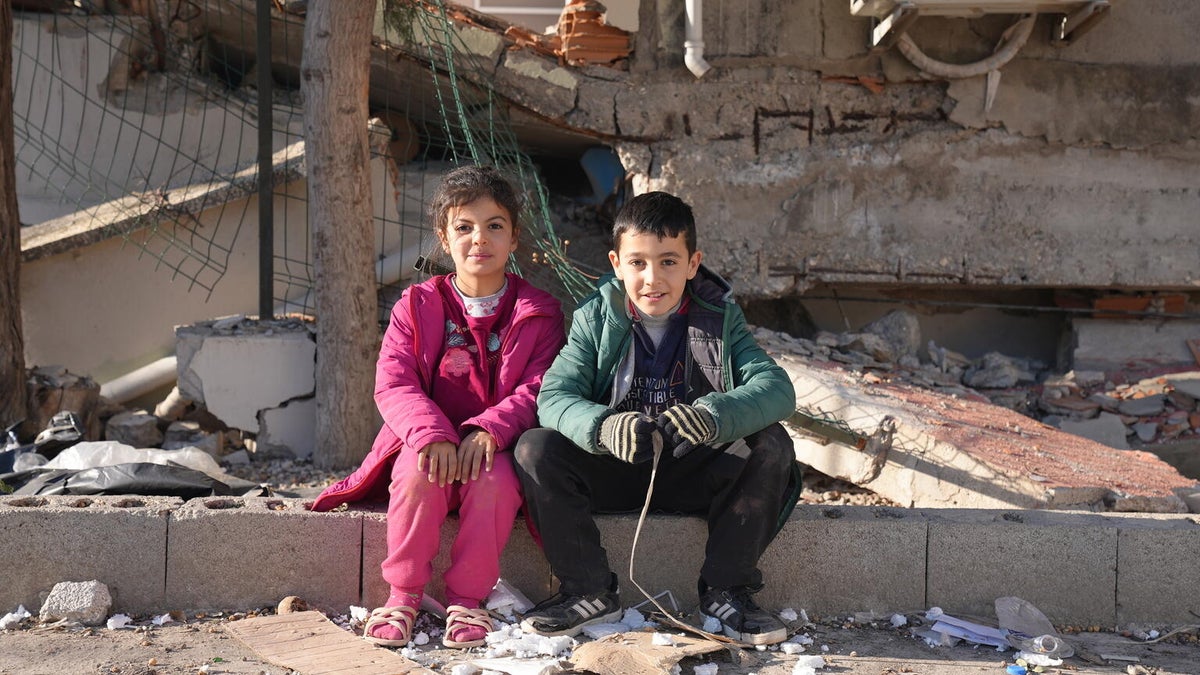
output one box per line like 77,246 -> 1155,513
611,191 -> 698,255
429,165 -> 523,234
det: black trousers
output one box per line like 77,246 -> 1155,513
513,422 -> 795,596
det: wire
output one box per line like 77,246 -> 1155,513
627,443 -> 748,650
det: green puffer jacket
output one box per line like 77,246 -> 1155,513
537,266 -> 797,454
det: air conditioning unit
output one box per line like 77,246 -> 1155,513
851,0 -> 1111,50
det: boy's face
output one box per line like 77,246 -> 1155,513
608,230 -> 702,317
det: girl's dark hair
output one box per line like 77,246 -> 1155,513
611,191 -> 698,255
429,165 -> 523,235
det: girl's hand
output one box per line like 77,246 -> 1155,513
417,441 -> 458,487
456,429 -> 497,483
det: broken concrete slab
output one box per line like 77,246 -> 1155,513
1119,394 -> 1168,418
1164,371 -> 1200,399
162,420 -> 223,456
1141,439 -> 1200,481
258,397 -> 317,461
104,410 -> 163,448
775,354 -> 1197,512
1059,412 -> 1130,450
175,318 -> 315,440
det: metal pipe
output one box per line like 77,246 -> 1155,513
683,0 -> 711,78
257,0 -> 275,320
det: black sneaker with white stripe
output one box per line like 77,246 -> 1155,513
699,584 -> 787,645
520,584 -> 622,637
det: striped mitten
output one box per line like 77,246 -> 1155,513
598,412 -> 662,464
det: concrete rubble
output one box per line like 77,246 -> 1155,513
38,579 -> 112,626
6,305 -> 1199,517
752,309 -> 1200,513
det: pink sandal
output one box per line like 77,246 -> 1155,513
442,604 -> 493,648
363,604 -> 418,647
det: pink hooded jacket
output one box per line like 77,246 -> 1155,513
310,274 -> 565,511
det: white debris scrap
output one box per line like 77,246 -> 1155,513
151,613 -> 174,626
779,608 -> 799,622
792,654 -> 826,674
652,632 -> 675,646
349,605 -> 370,623
890,613 -> 907,628
106,613 -> 133,630
580,622 -> 627,639
450,664 -> 481,675
413,631 -> 430,646
487,623 -> 574,658
487,578 -> 535,618
621,607 -> 655,629
579,607 -> 659,639
580,619 -> 628,634
468,657 -> 567,675
1015,651 -> 1064,667
702,615 -> 721,633
1,605 -> 31,630
693,664 -> 719,675
780,642 -> 805,655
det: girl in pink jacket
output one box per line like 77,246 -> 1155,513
311,166 -> 564,649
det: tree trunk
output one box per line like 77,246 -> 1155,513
0,2 -> 29,431
301,0 -> 380,470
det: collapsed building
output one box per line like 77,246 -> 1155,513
11,0 -> 1200,510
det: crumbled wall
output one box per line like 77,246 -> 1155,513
489,0 -> 1200,296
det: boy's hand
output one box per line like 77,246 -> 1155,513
599,412 -> 663,464
656,404 -> 718,458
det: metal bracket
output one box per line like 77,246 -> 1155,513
1051,1 -> 1110,46
789,410 -> 897,483
865,2 -> 920,52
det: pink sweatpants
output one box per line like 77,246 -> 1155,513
382,446 -> 523,607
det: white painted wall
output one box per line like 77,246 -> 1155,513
11,14 -> 299,224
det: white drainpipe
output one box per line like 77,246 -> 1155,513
97,243 -> 424,406
684,0 -> 711,78
99,355 -> 178,404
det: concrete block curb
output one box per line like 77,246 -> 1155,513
0,494 -> 179,614
763,505 -> 927,619
362,511 -> 551,610
926,509 -> 1118,625
1109,512 -> 1200,624
166,497 -> 360,613
4,497 -> 1199,626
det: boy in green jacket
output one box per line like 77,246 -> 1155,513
514,191 -> 800,645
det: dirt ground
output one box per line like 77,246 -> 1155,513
2,610 -> 1198,675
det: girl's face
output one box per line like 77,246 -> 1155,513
437,197 -> 517,297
